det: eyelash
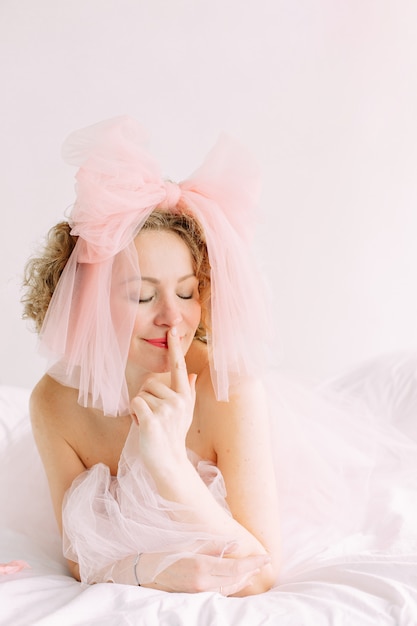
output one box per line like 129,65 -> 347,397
138,294 -> 193,304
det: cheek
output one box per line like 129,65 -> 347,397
131,310 -> 148,336
110,290 -> 141,344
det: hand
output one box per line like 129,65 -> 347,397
130,327 -> 197,470
135,544 -> 272,596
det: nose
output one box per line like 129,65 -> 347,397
154,296 -> 183,328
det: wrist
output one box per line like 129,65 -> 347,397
144,448 -> 191,480
146,455 -> 203,506
106,554 -> 141,585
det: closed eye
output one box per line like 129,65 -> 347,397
138,294 -> 193,303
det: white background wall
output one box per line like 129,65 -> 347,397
1,0 -> 417,389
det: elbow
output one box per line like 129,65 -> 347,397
232,562 -> 278,597
67,559 -> 81,582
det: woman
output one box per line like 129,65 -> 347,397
23,116 -> 280,595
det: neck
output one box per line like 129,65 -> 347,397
125,364 -> 171,401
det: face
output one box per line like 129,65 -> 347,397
127,229 -> 202,376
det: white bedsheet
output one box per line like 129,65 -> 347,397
1,355 -> 417,625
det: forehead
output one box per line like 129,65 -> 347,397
134,229 -> 195,274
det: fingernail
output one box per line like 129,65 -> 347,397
170,326 -> 177,336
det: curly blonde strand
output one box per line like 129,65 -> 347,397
22,222 -> 77,332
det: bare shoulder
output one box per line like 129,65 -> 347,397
31,374 -> 63,408
228,375 -> 267,406
199,371 -> 268,425
30,376 -> 88,533
30,374 -> 79,433
186,332 -> 267,421
30,374 -> 85,463
187,338 -> 266,400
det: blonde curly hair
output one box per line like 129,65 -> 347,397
22,209 -> 211,339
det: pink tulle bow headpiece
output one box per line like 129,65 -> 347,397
39,115 -> 269,416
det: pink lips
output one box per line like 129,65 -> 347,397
144,338 -> 168,349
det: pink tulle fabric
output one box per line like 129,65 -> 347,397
62,361 -> 417,586
63,422 -> 235,584
0,560 -> 30,575
39,116 -> 269,416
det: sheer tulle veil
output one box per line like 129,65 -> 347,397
38,116 -> 272,416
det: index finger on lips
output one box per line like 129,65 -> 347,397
168,326 -> 188,394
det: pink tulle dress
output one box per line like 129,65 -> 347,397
62,353 -> 417,586
63,425 -> 235,584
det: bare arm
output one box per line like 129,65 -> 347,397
130,328 -> 280,594
31,376 -> 271,594
211,376 -> 281,594
30,379 -> 86,581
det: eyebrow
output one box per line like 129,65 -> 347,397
140,273 -> 196,285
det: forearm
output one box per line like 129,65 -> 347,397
148,455 -> 268,558
147,457 -> 278,592
79,549 -> 273,595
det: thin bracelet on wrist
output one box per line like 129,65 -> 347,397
133,552 -> 143,586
